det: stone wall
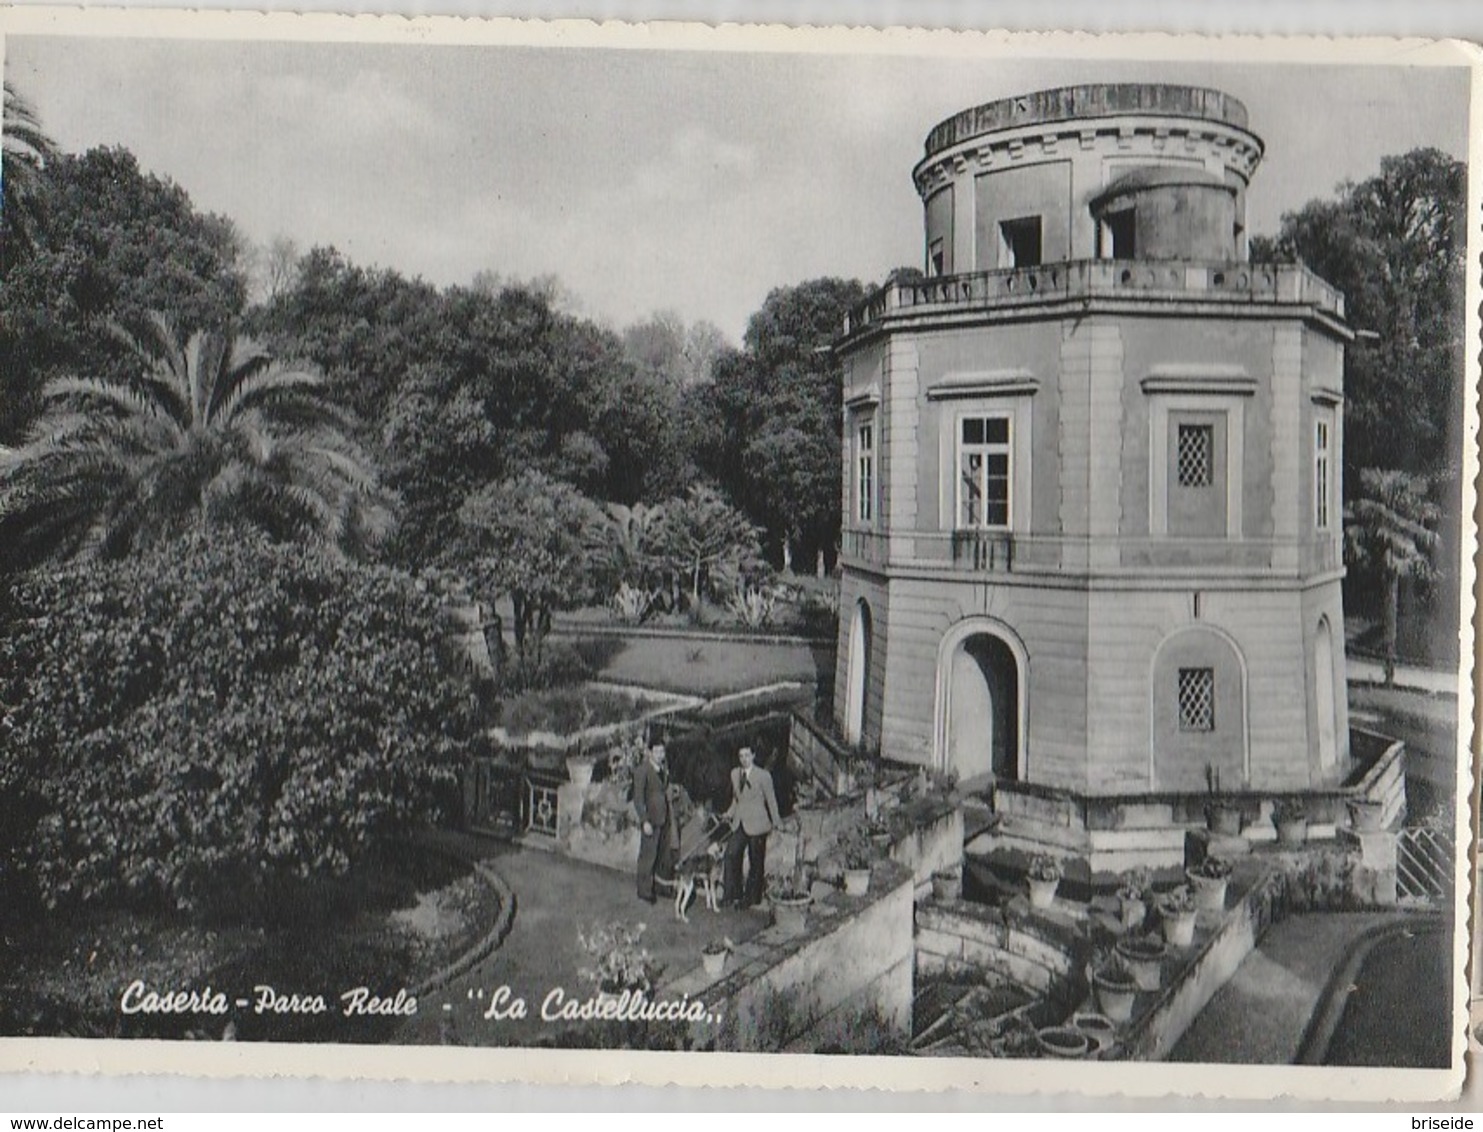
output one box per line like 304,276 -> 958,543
916,899 -> 1082,993
665,861 -> 915,1053
888,796 -> 964,892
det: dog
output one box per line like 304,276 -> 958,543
667,840 -> 726,923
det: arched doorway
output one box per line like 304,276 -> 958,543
843,600 -> 872,746
938,626 -> 1022,783
1315,617 -> 1337,774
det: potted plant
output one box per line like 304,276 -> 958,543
1090,953 -> 1140,1025
835,826 -> 874,896
768,836 -> 813,935
1158,886 -> 1199,948
866,813 -> 895,857
1115,868 -> 1151,932
1203,764 -> 1242,836
1347,796 -> 1385,832
1114,934 -> 1167,992
1186,855 -> 1232,914
701,937 -> 732,979
576,920 -> 657,1000
1035,1025 -> 1090,1059
1027,854 -> 1063,909
932,867 -> 964,903
1270,798 -> 1309,847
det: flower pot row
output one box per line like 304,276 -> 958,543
1204,797 -> 1386,840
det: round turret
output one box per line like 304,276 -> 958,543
913,83 -> 1263,274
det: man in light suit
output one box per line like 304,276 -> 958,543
632,743 -> 676,904
722,746 -> 782,909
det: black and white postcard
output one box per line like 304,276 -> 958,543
0,11 -> 1476,1102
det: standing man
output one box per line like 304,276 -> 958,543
633,742 -> 675,904
723,746 -> 782,909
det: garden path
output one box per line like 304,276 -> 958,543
1168,911 -> 1402,1064
397,839 -> 768,1047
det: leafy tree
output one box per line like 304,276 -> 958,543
1258,148 -> 1466,482
456,470 -> 605,664
1,81 -> 56,258
597,500 -> 668,593
0,529 -> 473,913
0,146 -> 248,445
690,277 -> 866,572
651,484 -> 763,611
1344,468 -> 1441,683
1259,149 -> 1465,659
0,315 -> 391,569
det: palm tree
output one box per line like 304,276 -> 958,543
1344,467 -> 1441,684
0,314 -> 393,566
2,80 -> 57,255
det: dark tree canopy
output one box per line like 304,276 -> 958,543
689,277 -> 867,572
1258,147 -> 1466,482
0,146 -> 248,445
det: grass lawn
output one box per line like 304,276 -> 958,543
582,633 -> 835,698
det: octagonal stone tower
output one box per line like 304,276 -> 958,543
833,84 -> 1354,864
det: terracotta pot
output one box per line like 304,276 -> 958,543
1162,908 -> 1197,948
1071,1011 -> 1118,1047
769,891 -> 811,935
1027,876 -> 1059,909
1186,870 -> 1229,915
1348,798 -> 1385,832
1115,937 -> 1167,992
701,949 -> 727,978
1275,816 -> 1309,848
843,867 -> 871,897
1206,803 -> 1242,837
1093,972 -> 1139,1024
1035,1026 -> 1090,1059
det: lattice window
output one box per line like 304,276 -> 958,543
1177,667 -> 1215,732
1177,424 -> 1213,487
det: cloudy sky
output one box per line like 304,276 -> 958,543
6,30 -> 1471,340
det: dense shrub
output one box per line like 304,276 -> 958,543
0,529 -> 475,914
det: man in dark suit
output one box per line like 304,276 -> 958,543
632,742 -> 675,904
723,746 -> 782,909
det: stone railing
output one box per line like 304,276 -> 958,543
839,529 -> 1341,576
843,260 -> 1345,337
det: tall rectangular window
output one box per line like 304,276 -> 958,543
998,216 -> 1042,268
1177,668 -> 1215,732
958,415 -> 1011,528
1314,418 -> 1331,529
856,419 -> 875,525
928,239 -> 945,278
